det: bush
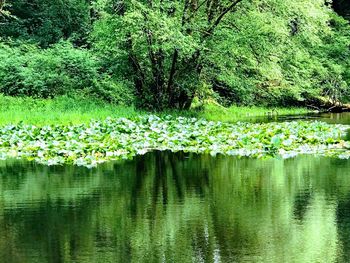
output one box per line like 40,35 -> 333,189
0,41 -> 134,104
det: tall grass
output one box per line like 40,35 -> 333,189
0,95 -> 143,126
0,95 -> 310,126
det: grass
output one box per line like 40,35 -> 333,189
196,104 -> 310,122
0,95 -> 144,126
0,95 -> 311,126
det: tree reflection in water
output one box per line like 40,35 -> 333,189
0,152 -> 348,263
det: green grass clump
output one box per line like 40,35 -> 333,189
0,95 -> 144,126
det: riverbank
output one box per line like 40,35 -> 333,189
0,95 -> 310,126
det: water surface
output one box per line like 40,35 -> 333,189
245,111 -> 350,124
0,151 -> 350,263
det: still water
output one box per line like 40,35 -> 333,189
245,111 -> 350,124
0,152 -> 350,263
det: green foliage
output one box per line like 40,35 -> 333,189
1,0 -> 350,110
92,0 -> 248,110
0,41 -> 134,104
0,0 -> 91,47
0,115 -> 347,167
0,0 -> 12,18
92,0 -> 350,109
208,0 -> 350,106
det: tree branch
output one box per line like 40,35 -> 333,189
206,0 -> 244,35
167,49 -> 178,92
167,0 -> 190,102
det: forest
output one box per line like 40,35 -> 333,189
0,0 -> 349,111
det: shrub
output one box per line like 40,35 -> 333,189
0,41 -> 134,104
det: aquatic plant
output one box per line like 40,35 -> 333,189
0,116 -> 348,167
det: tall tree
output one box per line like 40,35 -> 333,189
93,0 -> 245,110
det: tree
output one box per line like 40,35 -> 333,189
93,0 -> 245,110
200,0 -> 350,107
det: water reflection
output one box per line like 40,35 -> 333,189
244,112 -> 350,125
0,153 -> 349,262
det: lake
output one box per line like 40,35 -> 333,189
0,113 -> 350,263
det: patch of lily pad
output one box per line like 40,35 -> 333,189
0,115 -> 349,168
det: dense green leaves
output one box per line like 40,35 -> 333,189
0,116 -> 348,167
91,0 -> 350,109
0,0 -> 92,47
0,0 -> 350,109
92,0 -> 248,109
208,0 -> 350,106
0,41 -> 134,103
